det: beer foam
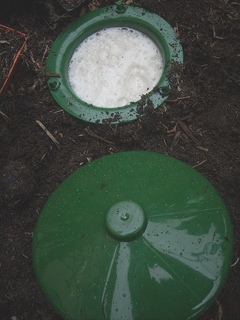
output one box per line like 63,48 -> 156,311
68,27 -> 164,108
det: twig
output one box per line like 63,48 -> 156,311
36,120 -> 60,149
212,24 -> 230,40
68,137 -> 77,144
209,1 -> 230,40
170,130 -> 181,151
216,300 -> 223,320
167,96 -> 190,102
46,72 -> 60,78
29,50 -> 40,69
167,122 -> 178,134
85,127 -> 115,145
4,294 -> 14,301
196,145 -> 209,152
231,257 -> 239,267
22,250 -> 29,259
0,110 -> 10,121
41,44 -> 49,65
178,120 -> 200,145
192,159 -> 207,168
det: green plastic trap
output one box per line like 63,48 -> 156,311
46,2 -> 183,124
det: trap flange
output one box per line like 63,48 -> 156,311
46,2 -> 183,124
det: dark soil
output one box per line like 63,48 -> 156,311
0,27 -> 25,88
56,0 -> 89,11
0,0 -> 240,319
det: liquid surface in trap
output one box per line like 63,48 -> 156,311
68,27 -> 164,108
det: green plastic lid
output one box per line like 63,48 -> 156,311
33,151 -> 233,320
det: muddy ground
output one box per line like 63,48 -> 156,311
0,0 -> 240,319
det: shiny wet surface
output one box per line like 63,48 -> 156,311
33,151 -> 233,320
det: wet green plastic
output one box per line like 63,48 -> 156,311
33,151 -> 233,320
46,2 -> 183,124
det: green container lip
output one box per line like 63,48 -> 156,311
33,151 -> 233,320
46,3 -> 183,124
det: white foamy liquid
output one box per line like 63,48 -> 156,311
68,27 -> 164,108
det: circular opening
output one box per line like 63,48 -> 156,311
68,27 -> 164,108
46,4 -> 183,123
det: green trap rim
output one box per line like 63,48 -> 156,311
46,2 -> 183,124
